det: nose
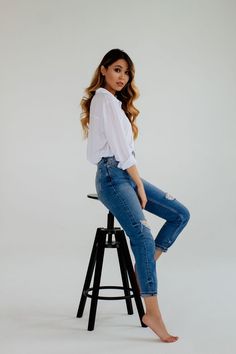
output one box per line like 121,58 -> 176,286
119,72 -> 125,79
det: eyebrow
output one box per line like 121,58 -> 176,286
114,64 -> 129,70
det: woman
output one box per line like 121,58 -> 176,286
80,48 -> 190,343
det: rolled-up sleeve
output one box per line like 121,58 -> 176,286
102,95 -> 136,170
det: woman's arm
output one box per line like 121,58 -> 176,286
126,165 -> 147,209
101,95 -> 137,170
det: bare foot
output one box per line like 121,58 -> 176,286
142,314 -> 179,343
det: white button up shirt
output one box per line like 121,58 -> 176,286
86,87 -> 137,170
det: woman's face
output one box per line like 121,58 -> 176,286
101,59 -> 130,95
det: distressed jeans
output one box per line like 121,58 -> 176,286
95,156 -> 190,297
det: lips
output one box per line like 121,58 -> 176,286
117,82 -> 124,86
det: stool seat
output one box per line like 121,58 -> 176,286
76,193 -> 146,331
87,193 -> 99,200
87,193 -> 115,232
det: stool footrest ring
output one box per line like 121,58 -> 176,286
84,286 -> 135,300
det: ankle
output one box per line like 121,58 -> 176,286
144,312 -> 162,320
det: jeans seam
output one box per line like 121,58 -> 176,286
143,237 -> 153,294
165,212 -> 189,249
105,165 -> 138,226
147,197 -> 180,216
105,169 -> 156,295
147,198 -> 186,251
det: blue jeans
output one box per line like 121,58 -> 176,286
95,156 -> 190,297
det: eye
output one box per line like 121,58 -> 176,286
114,68 -> 121,72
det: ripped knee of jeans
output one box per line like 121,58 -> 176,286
165,192 -> 175,200
140,219 -> 151,230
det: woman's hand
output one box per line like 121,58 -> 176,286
136,183 -> 147,209
126,165 -> 147,208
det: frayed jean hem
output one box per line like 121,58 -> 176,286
155,245 -> 168,253
141,292 -> 158,298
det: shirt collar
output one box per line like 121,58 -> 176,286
96,87 -> 122,106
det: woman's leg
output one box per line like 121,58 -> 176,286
97,185 -> 178,341
142,296 -> 178,342
140,178 -> 190,257
96,163 -> 157,297
155,248 -> 163,261
139,179 -> 189,341
95,157 -> 179,342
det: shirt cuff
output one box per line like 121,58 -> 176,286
118,154 -> 137,170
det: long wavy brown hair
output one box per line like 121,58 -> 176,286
80,48 -> 140,140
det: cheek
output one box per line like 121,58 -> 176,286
108,71 -> 117,81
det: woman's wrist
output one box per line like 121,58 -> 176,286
136,181 -> 143,188
126,165 -> 142,186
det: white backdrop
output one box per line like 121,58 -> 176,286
1,1 -> 236,353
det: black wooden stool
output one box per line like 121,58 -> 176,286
76,193 -> 146,331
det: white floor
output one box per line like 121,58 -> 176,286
1,246 -> 235,354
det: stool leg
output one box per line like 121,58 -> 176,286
76,228 -> 100,318
117,230 -> 147,328
115,234 -> 133,315
88,229 -> 106,331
